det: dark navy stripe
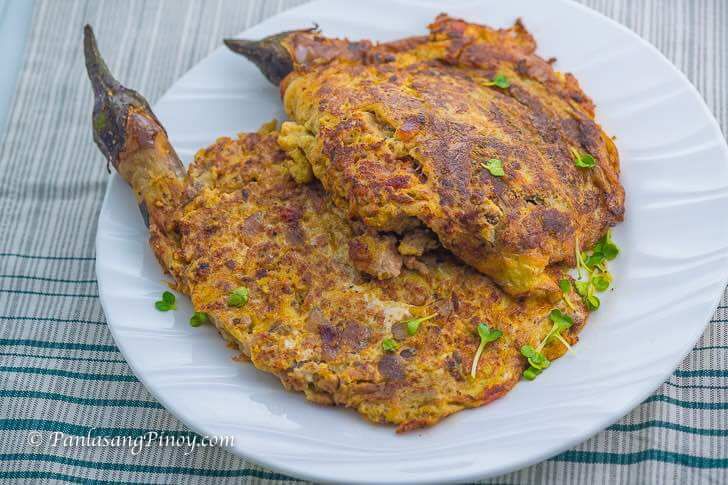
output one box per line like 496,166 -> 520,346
0,289 -> 98,298
673,369 -> 728,378
0,252 -> 95,261
644,395 -> 728,410
692,345 -> 728,351
664,381 -> 728,390
0,274 -> 97,284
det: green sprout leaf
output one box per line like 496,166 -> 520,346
155,301 -> 171,312
586,294 -> 600,311
382,338 -> 399,352
592,272 -> 612,292
559,279 -> 571,293
549,309 -> 574,332
477,323 -> 503,344
558,278 -> 576,311
492,74 -> 510,88
574,280 -> 590,298
483,73 -> 510,88
406,313 -> 437,336
542,309 -> 575,353
523,367 -> 542,380
570,147 -> 596,168
470,323 -> 503,378
572,231 -> 618,313
599,230 -> 620,260
584,251 -> 605,269
189,312 -> 209,327
481,158 -> 505,177
154,291 -> 176,312
227,287 -> 249,307
521,345 -> 550,370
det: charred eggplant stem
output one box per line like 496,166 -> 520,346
83,25 -> 185,230
224,26 -> 317,85
84,25 -> 165,171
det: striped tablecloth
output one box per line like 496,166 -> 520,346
0,1 -> 725,483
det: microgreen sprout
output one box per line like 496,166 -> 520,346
481,158 -> 505,177
483,73 -> 510,89
521,344 -> 550,380
570,147 -> 596,168
189,312 -> 209,327
227,287 -> 249,307
154,291 -> 176,312
540,309 -> 574,353
406,313 -> 437,336
470,323 -> 503,378
521,309 -> 575,380
382,338 -> 399,352
572,231 -> 619,312
558,278 -> 576,311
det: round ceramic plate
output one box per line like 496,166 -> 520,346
96,0 -> 728,482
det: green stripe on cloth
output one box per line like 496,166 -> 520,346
0,454 -> 295,480
554,450 -> 728,468
0,352 -> 127,364
608,420 -> 728,436
0,419 -> 197,438
0,366 -> 137,382
0,252 -> 95,261
0,338 -> 116,351
0,1 -> 725,484
0,391 -> 162,408
0,471 -> 136,485
0,274 -> 97,284
0,315 -> 107,325
0,289 -> 99,298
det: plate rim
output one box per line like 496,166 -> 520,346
95,0 -> 728,483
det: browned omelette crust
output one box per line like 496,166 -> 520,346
274,14 -> 624,297
150,129 -> 588,432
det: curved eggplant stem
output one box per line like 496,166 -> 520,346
224,26 -> 317,85
83,25 -> 186,232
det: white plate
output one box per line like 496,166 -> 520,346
96,0 -> 728,482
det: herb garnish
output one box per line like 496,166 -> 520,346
558,278 -> 576,311
545,309 -> 574,352
382,338 -> 399,352
570,147 -> 596,168
189,312 -> 209,327
572,230 -> 619,311
227,287 -> 249,307
520,345 -> 550,380
521,309 -> 575,380
406,313 -> 437,336
154,291 -> 176,312
470,323 -> 503,378
481,158 -> 505,177
484,73 -> 510,89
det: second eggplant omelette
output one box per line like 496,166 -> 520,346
227,14 -> 625,298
